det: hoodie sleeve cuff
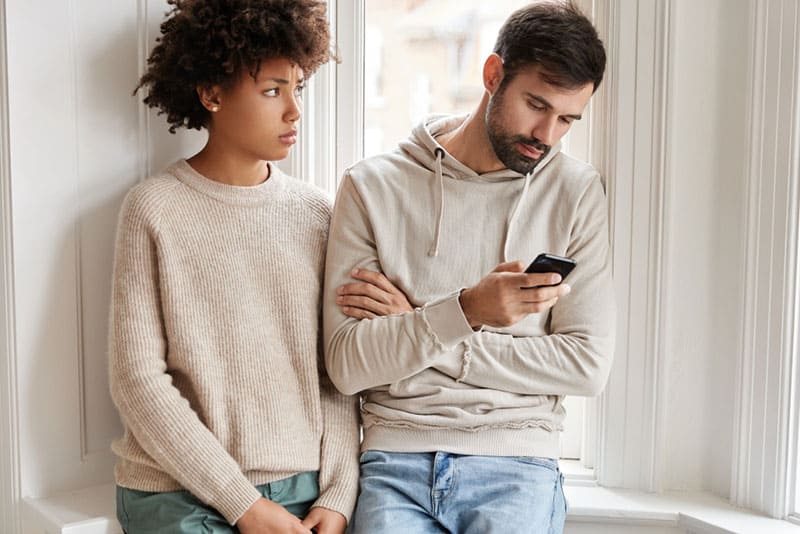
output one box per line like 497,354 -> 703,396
421,290 -> 474,348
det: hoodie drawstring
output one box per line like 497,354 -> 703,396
502,172 -> 532,262
428,147 -> 446,257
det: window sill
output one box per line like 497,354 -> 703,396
565,485 -> 800,533
20,482 -> 800,534
22,483 -> 120,534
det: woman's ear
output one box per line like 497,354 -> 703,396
482,53 -> 505,96
196,84 -> 222,113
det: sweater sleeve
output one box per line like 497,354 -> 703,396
323,173 -> 474,395
312,350 -> 360,521
108,188 -> 261,525
433,178 -> 616,396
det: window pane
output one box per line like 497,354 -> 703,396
364,0 -> 531,157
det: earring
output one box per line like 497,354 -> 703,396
210,106 -> 219,112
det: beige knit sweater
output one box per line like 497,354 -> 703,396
109,160 -> 359,525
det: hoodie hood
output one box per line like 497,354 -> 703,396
397,114 -> 562,259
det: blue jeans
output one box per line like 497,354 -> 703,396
349,451 -> 567,534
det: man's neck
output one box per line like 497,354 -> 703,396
437,95 -> 505,174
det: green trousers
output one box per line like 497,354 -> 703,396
116,471 -> 319,533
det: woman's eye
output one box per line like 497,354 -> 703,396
264,88 -> 279,97
294,85 -> 306,97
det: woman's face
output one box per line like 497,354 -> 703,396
206,57 -> 305,162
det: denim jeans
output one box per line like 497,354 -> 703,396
349,451 -> 566,534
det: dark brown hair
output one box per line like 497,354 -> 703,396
493,1 -> 606,92
136,0 -> 334,133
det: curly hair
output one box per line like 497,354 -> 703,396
136,0 -> 334,133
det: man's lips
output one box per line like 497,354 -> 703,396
517,142 -> 543,160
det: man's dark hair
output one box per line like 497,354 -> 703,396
493,1 -> 606,92
136,0 -> 335,133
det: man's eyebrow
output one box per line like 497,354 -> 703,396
525,93 -> 583,121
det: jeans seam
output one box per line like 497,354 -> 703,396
547,471 -> 566,534
118,488 -> 131,533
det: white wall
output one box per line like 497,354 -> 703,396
2,0 -> 204,504
661,0 -> 748,495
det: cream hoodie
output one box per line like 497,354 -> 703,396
323,115 -> 615,458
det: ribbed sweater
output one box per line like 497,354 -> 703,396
324,115 -> 615,459
109,160 -> 359,526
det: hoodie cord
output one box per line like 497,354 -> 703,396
429,147 -> 446,257
502,172 -> 532,262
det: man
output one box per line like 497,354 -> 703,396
323,2 -> 614,532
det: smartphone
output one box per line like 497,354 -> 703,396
525,253 -> 577,286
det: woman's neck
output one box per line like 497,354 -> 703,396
187,139 -> 270,187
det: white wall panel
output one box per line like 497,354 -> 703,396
6,0 -> 139,497
662,0 -> 749,495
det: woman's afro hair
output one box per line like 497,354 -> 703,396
136,0 -> 334,133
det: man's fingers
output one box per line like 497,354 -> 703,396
492,260 -> 526,273
515,271 -> 563,288
341,305 -> 378,320
520,283 -> 570,303
337,281 -> 393,305
337,294 -> 389,314
350,268 -> 397,294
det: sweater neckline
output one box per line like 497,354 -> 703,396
170,159 -> 286,205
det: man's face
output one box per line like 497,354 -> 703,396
486,64 -> 594,174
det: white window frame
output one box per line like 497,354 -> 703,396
732,0 -> 800,521
0,0 -> 21,529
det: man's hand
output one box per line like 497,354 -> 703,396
301,507 -> 347,534
236,498 -> 312,534
336,268 -> 414,319
459,261 -> 571,329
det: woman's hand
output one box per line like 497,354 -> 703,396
336,269 -> 413,319
237,498 -> 312,534
301,507 -> 347,534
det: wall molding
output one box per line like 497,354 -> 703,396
732,0 -> 800,518
0,0 -> 21,530
137,0 -> 151,181
335,0 -> 364,183
592,0 -> 673,492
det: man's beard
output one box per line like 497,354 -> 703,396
485,88 -> 551,175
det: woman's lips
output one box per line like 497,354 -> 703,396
279,131 -> 298,145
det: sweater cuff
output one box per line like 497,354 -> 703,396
313,479 -> 358,523
421,290 -> 474,348
213,475 -> 262,526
